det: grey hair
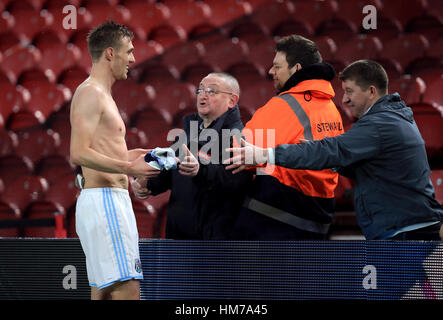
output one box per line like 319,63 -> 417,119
207,72 -> 241,97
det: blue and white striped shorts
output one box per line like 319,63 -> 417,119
76,188 -> 143,289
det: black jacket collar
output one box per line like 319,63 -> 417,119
183,104 -> 242,133
278,62 -> 336,94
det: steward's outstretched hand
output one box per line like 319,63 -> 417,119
224,138 -> 269,174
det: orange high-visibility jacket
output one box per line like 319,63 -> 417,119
244,78 -> 344,199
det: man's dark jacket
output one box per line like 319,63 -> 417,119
274,93 -> 443,239
147,105 -> 252,239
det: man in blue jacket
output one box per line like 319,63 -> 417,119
225,60 -> 443,240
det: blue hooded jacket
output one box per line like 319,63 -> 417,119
274,93 -> 443,239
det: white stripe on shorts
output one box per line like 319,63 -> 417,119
102,187 -> 128,279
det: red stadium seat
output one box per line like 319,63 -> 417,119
112,80 -> 156,120
122,1 -> 170,40
35,154 -> 75,185
1,175 -> 49,212
32,29 -> 64,46
0,10 -> 15,34
228,21 -> 268,47
294,0 -> 338,31
147,190 -> 170,238
422,73 -> 443,109
0,44 -> 41,80
49,120 -> 71,159
425,0 -> 443,21
148,129 -> 176,149
203,37 -> 249,72
374,58 -> 403,80
132,38 -> 163,66
82,3 -> 131,26
21,80 -> 71,119
316,18 -> 356,44
227,62 -> 266,88
382,0 -> 427,30
125,127 -> 148,150
47,111 -> 70,142
132,108 -> 173,135
181,63 -> 214,87
427,36 -> 443,59
430,170 -> 443,204
152,82 -> 196,116
9,5 -> 53,42
132,198 -> 157,238
69,28 -> 92,73
272,19 -> 314,38
411,104 -> 443,164
172,106 -> 195,128
163,0 -> 211,35
15,129 -> 61,164
0,30 -> 20,53
335,34 -> 382,65
313,36 -> 337,63
407,15 -> 443,42
334,0 -> 382,31
146,190 -> 170,214
23,200 -> 67,238
138,63 -> 180,91
148,24 -> 186,50
247,36 -> 276,73
240,80 -> 275,111
0,154 -> 34,185
35,42 -> 81,78
245,0 -> 271,11
45,174 -> 79,212
364,15 -> 403,43
162,41 -> 205,74
202,0 -> 252,27
45,5 -> 93,44
389,75 -> 426,105
0,82 -> 24,121
249,0 -> 295,34
13,0 -> 47,11
6,109 -> 45,131
59,66 -> 88,94
18,67 -> 54,84
0,129 -> 18,157
0,199 -> 22,237
383,33 -> 430,72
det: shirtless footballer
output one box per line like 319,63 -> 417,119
70,21 -> 160,300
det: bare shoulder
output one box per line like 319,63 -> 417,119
71,80 -> 106,114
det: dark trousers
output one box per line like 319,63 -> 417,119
231,207 -> 326,240
390,222 -> 442,240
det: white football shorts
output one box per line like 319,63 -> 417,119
76,187 -> 143,289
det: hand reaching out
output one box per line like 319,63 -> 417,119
130,176 -> 151,199
223,138 -> 269,174
178,144 -> 200,177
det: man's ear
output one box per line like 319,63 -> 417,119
228,94 -> 239,108
289,63 -> 301,76
105,47 -> 114,61
368,85 -> 378,99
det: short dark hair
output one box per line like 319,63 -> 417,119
338,60 -> 388,95
275,35 -> 322,68
87,21 -> 134,63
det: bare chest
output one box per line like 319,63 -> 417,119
98,98 -> 126,137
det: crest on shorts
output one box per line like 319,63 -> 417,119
135,259 -> 142,273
